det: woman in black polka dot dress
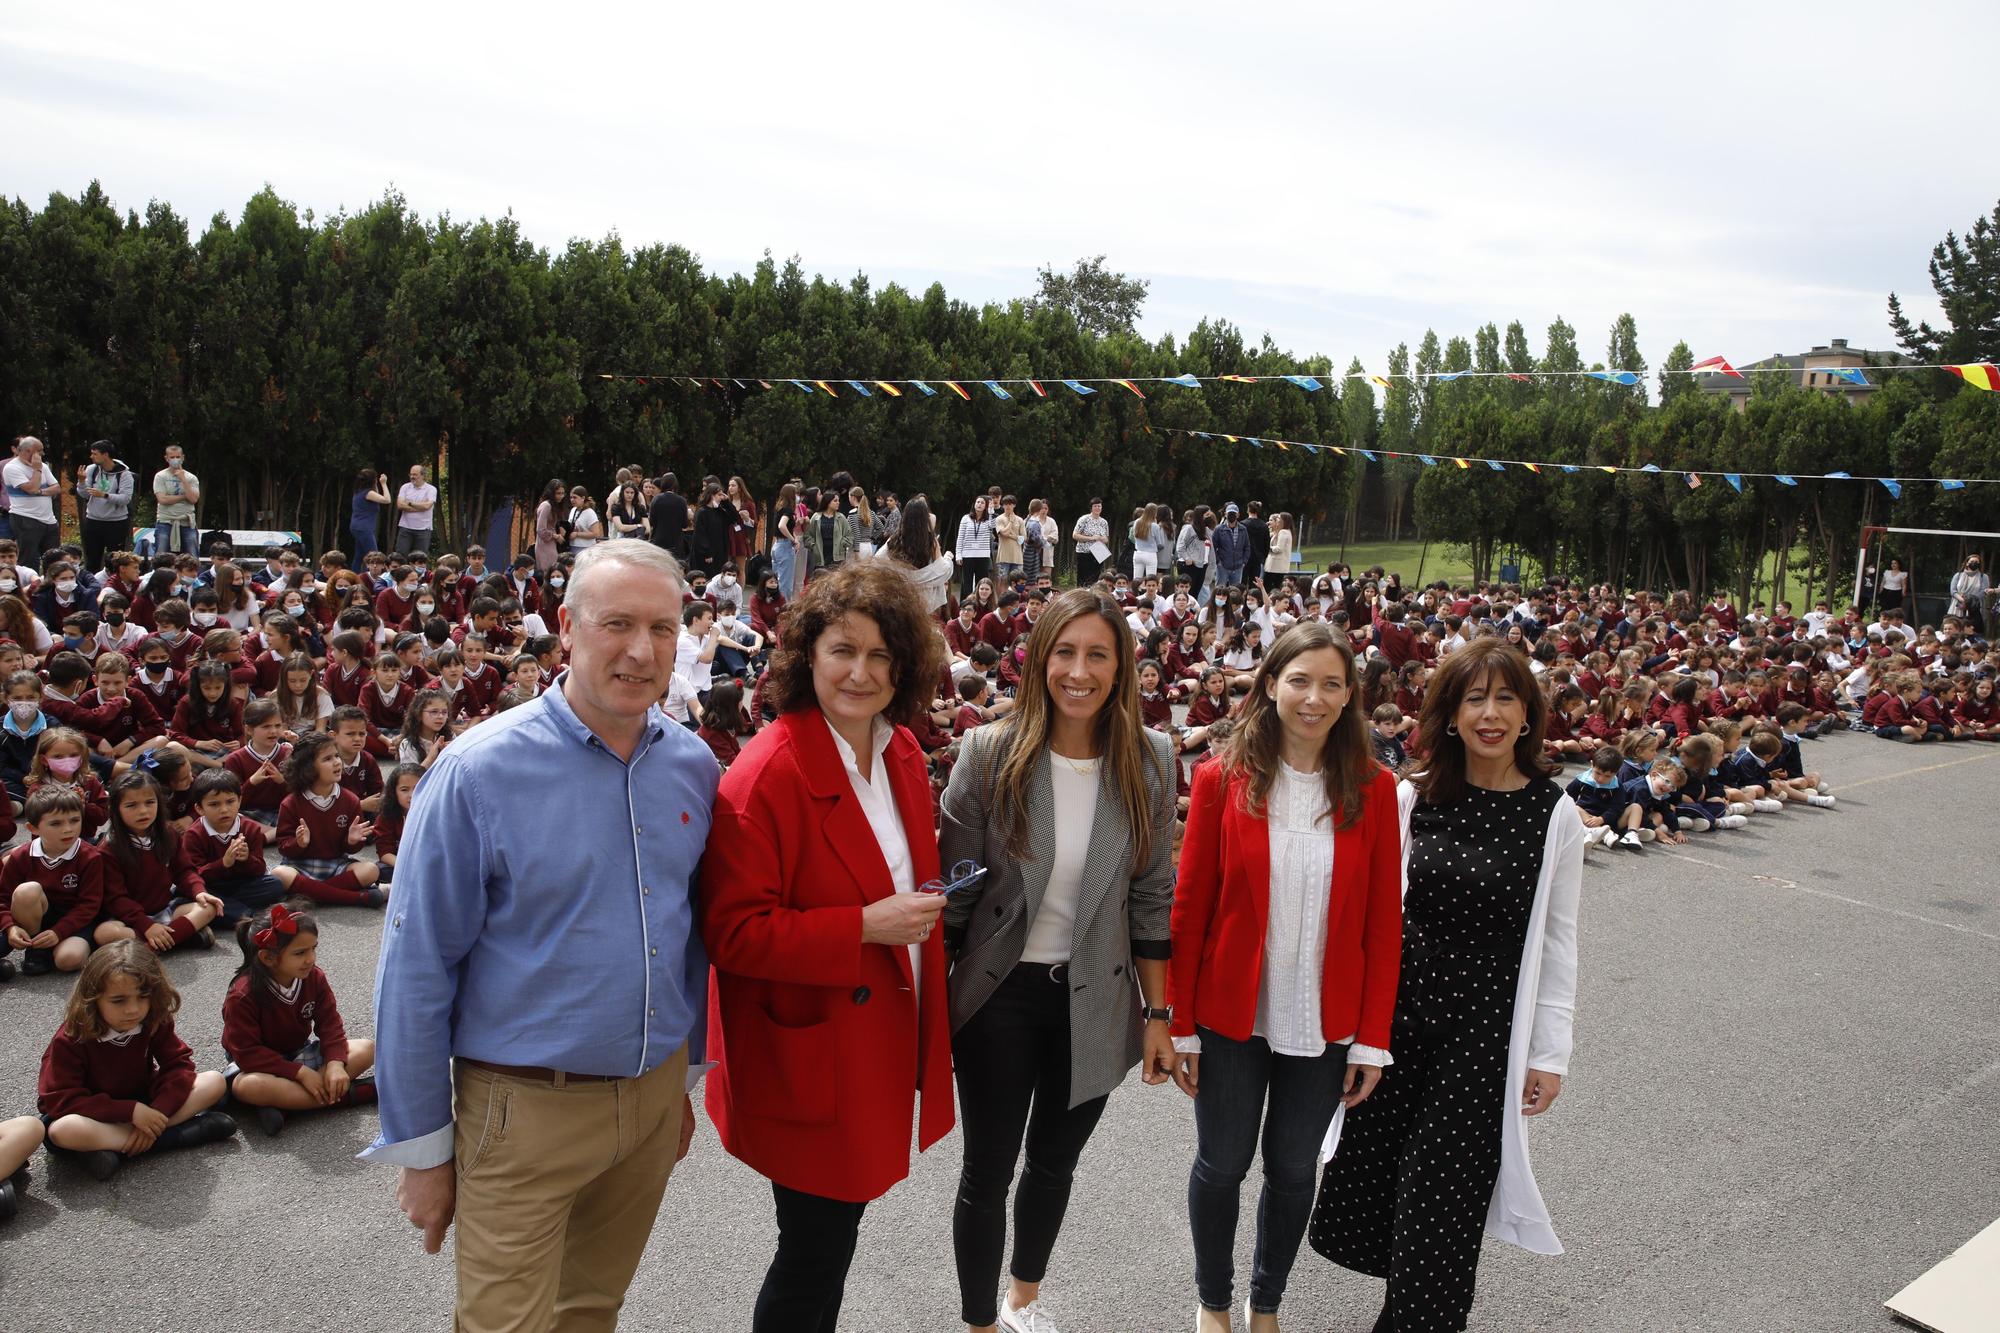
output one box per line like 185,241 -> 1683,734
1310,638 -> 1588,1332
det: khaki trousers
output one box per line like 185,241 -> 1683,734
453,1045 -> 689,1332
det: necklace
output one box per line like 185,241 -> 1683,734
1052,748 -> 1100,776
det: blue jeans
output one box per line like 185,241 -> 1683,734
1188,1026 -> 1349,1315
770,539 -> 798,600
351,523 -> 378,560
153,521 -> 200,557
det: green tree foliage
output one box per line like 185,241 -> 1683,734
1888,196 -> 2000,364
1030,256 -> 1150,338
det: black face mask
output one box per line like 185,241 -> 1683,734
144,661 -> 170,676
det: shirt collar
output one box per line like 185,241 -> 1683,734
202,814 -> 240,840
823,712 -> 892,777
540,669 -> 669,759
31,837 -> 80,864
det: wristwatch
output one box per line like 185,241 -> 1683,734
1142,1006 -> 1172,1023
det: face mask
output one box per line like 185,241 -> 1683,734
283,602 -> 304,616
144,661 -> 170,676
550,576 -> 566,590
417,600 -> 436,615
193,611 -> 218,627
106,612 -> 124,626
55,580 -> 76,596
48,755 -> 83,778
9,702 -> 38,727
62,635 -> 85,650
0,580 -> 15,594
158,628 -> 183,644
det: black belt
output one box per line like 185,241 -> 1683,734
1012,961 -> 1069,984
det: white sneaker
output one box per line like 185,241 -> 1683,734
1753,798 -> 1784,813
1715,814 -> 1748,829
1619,830 -> 1645,849
1001,1298 -> 1064,1333
1807,793 -> 1836,808
1726,802 -> 1753,816
1816,781 -> 1832,795
1637,828 -> 1656,842
1600,827 -> 1621,848
1676,816 -> 1697,831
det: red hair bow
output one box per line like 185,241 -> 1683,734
253,903 -> 300,950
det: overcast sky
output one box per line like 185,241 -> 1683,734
4,2 -> 1989,388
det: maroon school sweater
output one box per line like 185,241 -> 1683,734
363,681 -> 413,734
170,695 -> 245,749
78,687 -> 165,748
223,743 -> 293,812
322,661 -> 368,709
0,839 -> 107,941
25,775 -> 109,842
38,1019 -> 197,1122
182,816 -> 269,886
104,840 -> 209,929
220,967 -> 352,1079
275,788 -> 367,860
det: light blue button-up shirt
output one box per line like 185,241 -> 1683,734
360,674 -> 718,1168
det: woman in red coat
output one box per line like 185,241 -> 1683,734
1168,621 -> 1402,1333
701,560 -> 952,1333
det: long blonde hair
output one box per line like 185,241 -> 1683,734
1219,620 -> 1376,829
992,589 -> 1165,873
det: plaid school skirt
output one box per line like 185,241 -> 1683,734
289,855 -> 351,881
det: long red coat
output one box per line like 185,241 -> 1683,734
700,708 -> 954,1203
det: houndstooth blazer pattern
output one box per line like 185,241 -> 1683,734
939,722 -> 1178,1109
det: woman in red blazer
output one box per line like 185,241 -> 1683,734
701,561 -> 952,1333
1168,621 -> 1402,1333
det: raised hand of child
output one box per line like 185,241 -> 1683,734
323,1061 -> 350,1104
348,818 -> 373,847
297,1065 -> 327,1105
295,821 -> 312,850
145,922 -> 178,951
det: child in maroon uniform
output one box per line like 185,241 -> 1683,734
221,903 -> 377,1136
99,772 -> 222,955
37,940 -> 235,1180
222,699 -> 293,824
275,733 -> 383,903
372,765 -> 416,884
142,746 -> 199,839
0,1112 -> 41,1220
1,788 -> 107,976
79,652 -> 167,763
321,630 -> 371,709
182,769 -> 379,921
130,636 -> 185,722
457,634 -> 501,719
330,707 -> 384,814
695,680 -> 751,772
1135,659 -> 1173,732
363,651 -> 414,734
26,727 -> 110,842
170,661 -> 244,767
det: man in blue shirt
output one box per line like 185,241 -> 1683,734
365,539 -> 719,1330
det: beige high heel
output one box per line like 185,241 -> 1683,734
1195,1303 -> 1231,1333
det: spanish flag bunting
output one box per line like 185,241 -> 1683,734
1220,374 -> 1258,383
1222,434 -> 1239,443
1598,465 -> 1617,474
1691,355 -> 1743,379
1370,375 -> 1392,389
875,381 -> 903,397
813,380 -> 838,396
1522,462 -> 1541,474
1028,380 -> 1047,397
983,381 -> 1012,400
1506,372 -> 1533,382
846,380 -> 874,397
945,381 -> 972,400
1454,457 -> 1470,469
1947,363 -> 1999,391
1112,379 -> 1145,397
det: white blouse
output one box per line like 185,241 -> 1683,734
826,714 -> 921,989
1020,756 -> 1100,964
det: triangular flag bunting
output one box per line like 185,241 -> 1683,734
1370,375 -> 1392,389
1598,466 -> 1618,474
813,380 -> 838,396
1507,372 -> 1534,382
910,380 -> 937,397
1061,380 -> 1095,396
1454,457 -> 1470,469
1588,371 -> 1640,386
1686,473 -> 1703,489
1486,459 -> 1506,471
982,381 -> 1012,400
875,381 -> 902,397
1112,379 -> 1145,398
1823,471 -> 1851,479
1559,464 -> 1579,474
1522,462 -> 1541,474
1284,375 -> 1322,391
1356,449 -> 1376,463
1166,373 -> 1202,388
1945,364 -> 1999,391
1775,475 -> 1797,486
1027,380 -> 1046,397
1434,371 -> 1469,382
1822,367 -> 1868,387
1880,478 -> 1902,498
790,379 -> 814,393
1641,463 -> 1662,473
1723,473 -> 1743,492
1941,479 -> 1966,490
944,381 -> 972,400
1690,356 -> 1744,379
846,380 -> 874,397
1220,374 -> 1259,383
1222,435 -> 1239,444
1418,455 -> 1437,467
758,379 -> 773,389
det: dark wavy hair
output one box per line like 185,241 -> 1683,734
764,560 -> 943,728
1407,636 -> 1556,804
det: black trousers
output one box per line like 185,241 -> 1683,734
1075,551 -> 1102,588
952,964 -> 1111,1326
81,517 -> 129,572
752,1182 -> 868,1333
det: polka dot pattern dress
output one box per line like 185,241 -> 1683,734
1309,779 -> 1560,1333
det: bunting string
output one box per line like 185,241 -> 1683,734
598,360 -> 1997,394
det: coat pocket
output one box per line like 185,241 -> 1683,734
728,1001 -> 838,1126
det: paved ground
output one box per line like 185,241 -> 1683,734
2,730 -> 1996,1332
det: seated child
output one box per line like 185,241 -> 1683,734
98,771 -> 223,954
25,727 -> 109,842
0,788 -> 109,976
1616,727 -> 1662,786
222,700 -> 292,825
0,1112 -> 42,1221
274,733 -> 384,906
36,939 -> 235,1180
221,903 -> 376,1137
1613,755 -> 1686,850
1564,746 -> 1628,848
372,765 -> 416,884
1369,703 -> 1407,771
329,706 -> 384,814
1670,735 -> 1748,832
169,660 -> 244,769
181,769 -> 378,924
695,680 -> 751,772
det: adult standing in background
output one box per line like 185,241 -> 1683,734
395,464 -> 439,556
1948,555 -> 1989,635
1263,512 -> 1295,589
701,561 -> 953,1333
878,496 -> 954,616
956,495 -> 996,597
992,494 -> 1027,587
940,588 -> 1178,1333
647,472 -> 690,564
350,468 -> 392,562
1875,557 -> 1907,614
1070,498 -> 1110,589
1243,501 -> 1271,588
533,479 -> 568,576
1311,636 -> 1587,1333
1176,507 -> 1213,603
1211,503 -> 1250,595
692,481 -> 735,579
769,482 -> 803,601
80,441 -> 135,572
366,539 -> 715,1331
150,442 -> 200,559
1169,621 -> 1400,1332
7,436 -> 64,573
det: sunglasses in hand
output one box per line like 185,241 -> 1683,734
919,860 -> 987,897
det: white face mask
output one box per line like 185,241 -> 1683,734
416,601 -> 436,615
283,602 -> 304,616
9,702 -> 38,726
549,576 -> 565,590
193,611 -> 218,627
55,580 -> 76,596
0,580 -> 14,594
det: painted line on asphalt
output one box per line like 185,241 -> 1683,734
1654,847 -> 2000,944
1835,746 -> 2000,792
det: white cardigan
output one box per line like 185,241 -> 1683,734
1321,778 -> 1587,1256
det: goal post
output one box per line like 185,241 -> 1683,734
1855,525 -> 2000,618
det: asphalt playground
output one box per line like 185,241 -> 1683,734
2,729 -> 1995,1332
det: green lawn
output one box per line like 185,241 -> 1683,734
1294,540 -> 1839,603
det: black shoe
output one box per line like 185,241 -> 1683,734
255,1107 -> 286,1137
191,926 -> 216,950
153,1111 -> 238,1153
0,956 -> 14,982
80,1149 -> 122,1181
20,949 -> 53,976
9,1161 -> 28,1188
363,887 -> 389,909
0,1178 -> 15,1223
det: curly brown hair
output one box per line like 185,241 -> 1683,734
1407,636 -> 1557,804
765,560 -> 943,727
62,938 -> 182,1041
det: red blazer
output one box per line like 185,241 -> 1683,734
700,708 -> 954,1204
1169,761 -> 1402,1050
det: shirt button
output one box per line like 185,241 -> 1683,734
649,1008 -> 657,1017
649,947 -> 658,956
635,826 -> 644,834
642,886 -> 650,896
